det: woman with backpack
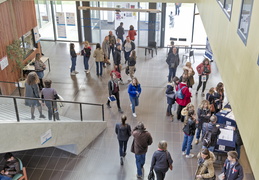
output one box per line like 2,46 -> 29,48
115,115 -> 131,165
195,148 -> 216,180
166,82 -> 175,121
81,41 -> 91,74
182,109 -> 196,158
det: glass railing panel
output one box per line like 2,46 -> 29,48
0,97 -> 18,121
82,104 -> 103,121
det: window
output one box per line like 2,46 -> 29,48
21,30 -> 35,58
237,0 -> 253,44
217,0 -> 233,18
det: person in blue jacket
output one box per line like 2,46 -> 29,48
222,151 -> 244,180
128,77 -> 141,118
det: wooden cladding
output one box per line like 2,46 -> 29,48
0,0 -> 37,95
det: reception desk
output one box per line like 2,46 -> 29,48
23,56 -> 50,72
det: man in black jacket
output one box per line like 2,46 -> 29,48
116,22 -> 125,42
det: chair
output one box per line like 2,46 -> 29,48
182,50 -> 195,63
145,41 -> 157,57
12,158 -> 28,180
178,38 -> 189,52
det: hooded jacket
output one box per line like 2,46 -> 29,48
131,129 -> 153,155
222,159 -> 244,180
195,151 -> 216,180
175,82 -> 191,106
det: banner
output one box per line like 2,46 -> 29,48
204,37 -> 213,60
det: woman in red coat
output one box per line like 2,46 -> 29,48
128,25 -> 137,41
196,58 -> 211,97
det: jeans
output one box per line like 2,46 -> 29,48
0,175 -> 12,180
182,134 -> 194,155
118,37 -> 124,43
107,92 -> 121,109
45,101 -> 59,120
124,51 -> 131,62
96,62 -> 103,76
118,140 -> 128,157
108,45 -> 115,60
83,56 -> 90,70
129,96 -> 139,113
71,57 -> 77,72
167,104 -> 173,115
155,170 -> 166,180
197,75 -> 209,92
196,128 -> 202,140
168,67 -> 177,82
202,145 -> 215,152
135,154 -> 146,176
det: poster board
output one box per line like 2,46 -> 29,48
0,56 -> 8,70
56,12 -> 67,38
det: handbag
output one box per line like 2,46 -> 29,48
148,170 -> 155,180
166,93 -> 175,99
209,104 -> 215,112
201,75 -> 207,82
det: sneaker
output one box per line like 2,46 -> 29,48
182,151 -> 186,155
186,154 -> 194,158
84,69 -> 87,72
195,91 -> 198,95
31,115 -> 35,120
118,108 -> 124,113
201,93 -> 205,97
106,103 -> 111,108
86,70 -> 90,74
195,139 -> 199,145
133,113 -> 137,117
71,72 -> 76,75
136,174 -> 142,179
74,71 -> 79,74
39,114 -> 46,118
123,152 -> 127,157
120,80 -> 124,85
120,157 -> 124,165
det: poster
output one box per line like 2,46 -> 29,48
33,26 -> 40,43
66,12 -> 75,26
56,12 -> 67,38
204,37 -> 213,60
41,129 -> 52,145
0,56 -> 8,70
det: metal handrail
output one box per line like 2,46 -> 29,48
0,95 -> 105,122
0,81 -> 22,96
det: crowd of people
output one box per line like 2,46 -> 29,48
17,21 -> 247,179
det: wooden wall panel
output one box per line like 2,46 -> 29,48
0,0 -> 38,95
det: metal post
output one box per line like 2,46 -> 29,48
102,104 -> 104,121
17,82 -> 21,97
13,98 -> 20,122
52,101 -> 55,121
191,4 -> 196,43
80,103 -> 83,121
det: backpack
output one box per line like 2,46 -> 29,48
202,123 -> 212,148
176,85 -> 186,99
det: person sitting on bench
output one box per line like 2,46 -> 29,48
0,153 -> 20,180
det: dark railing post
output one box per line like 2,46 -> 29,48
13,98 -> 20,122
80,103 -> 83,121
102,104 -> 104,121
17,82 -> 21,97
52,101 -> 55,121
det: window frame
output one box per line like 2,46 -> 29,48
217,0 -> 233,20
237,0 -> 254,45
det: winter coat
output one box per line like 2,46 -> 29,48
128,84 -> 141,98
195,151 -> 216,180
166,52 -> 180,69
131,129 -> 153,155
122,40 -> 135,52
151,150 -> 173,173
102,40 -> 110,58
128,30 -> 137,40
222,159 -> 244,180
116,25 -> 124,38
197,108 -> 211,130
183,118 -> 196,136
114,48 -> 121,65
93,48 -> 104,62
166,84 -> 175,105
196,63 -> 211,75
175,82 -> 192,106
183,65 -> 195,87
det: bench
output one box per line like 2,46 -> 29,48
139,41 -> 157,58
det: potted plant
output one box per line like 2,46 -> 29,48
6,39 -> 26,87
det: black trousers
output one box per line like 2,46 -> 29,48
107,92 -> 121,109
177,104 -> 185,122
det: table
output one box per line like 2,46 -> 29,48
23,56 -> 50,72
216,103 -> 236,127
167,42 -> 190,53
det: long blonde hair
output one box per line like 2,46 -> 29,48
199,100 -> 209,109
130,50 -> 137,60
26,72 -> 39,85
